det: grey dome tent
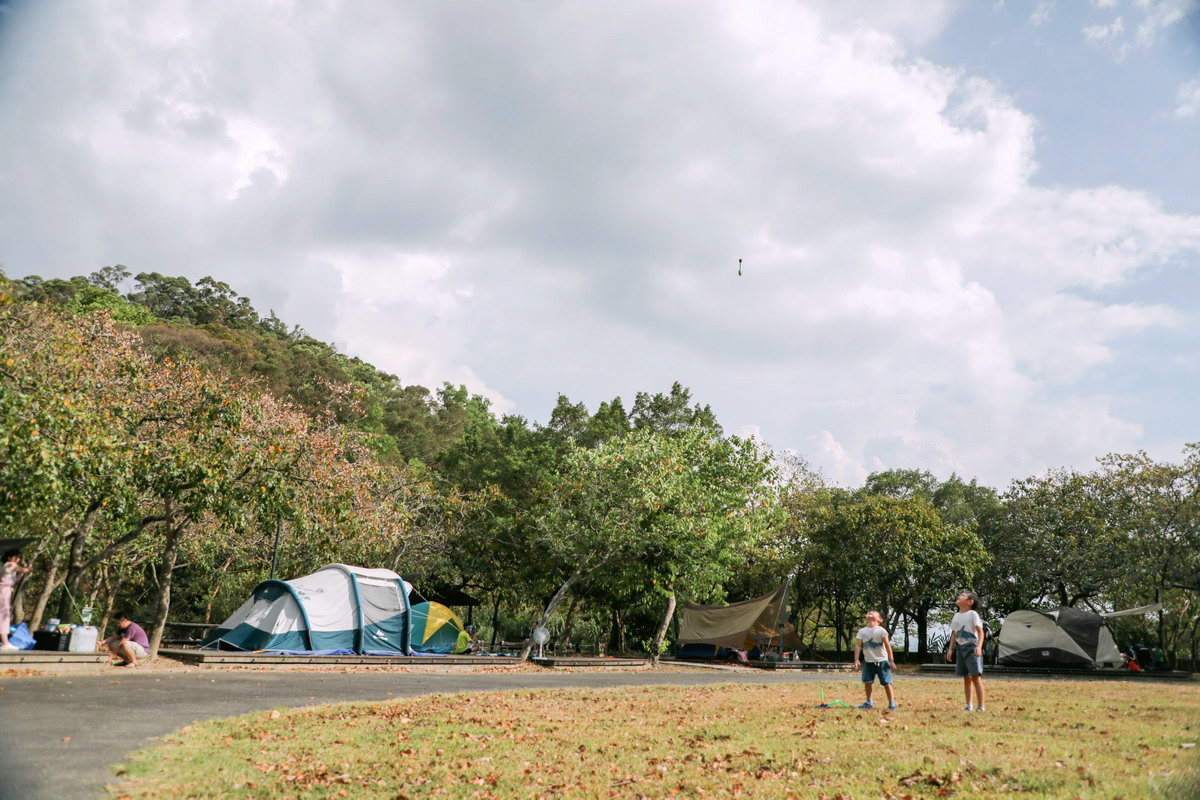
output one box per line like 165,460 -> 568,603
997,606 -> 1126,668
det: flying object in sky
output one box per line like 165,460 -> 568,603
738,258 -> 742,276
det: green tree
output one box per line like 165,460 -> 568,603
1093,448 -> 1200,663
522,427 -> 778,662
630,382 -> 720,435
785,486 -> 988,655
989,469 -> 1125,612
863,469 -> 1000,650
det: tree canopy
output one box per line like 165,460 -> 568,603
1,267 -> 1196,667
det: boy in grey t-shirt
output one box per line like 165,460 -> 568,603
853,610 -> 897,710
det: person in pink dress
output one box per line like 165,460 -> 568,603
0,550 -> 32,651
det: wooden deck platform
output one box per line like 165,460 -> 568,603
919,663 -> 1196,680
0,651 -> 109,669
752,660 -> 854,672
531,656 -> 647,668
663,657 -> 852,672
159,649 -> 526,667
159,649 -> 652,669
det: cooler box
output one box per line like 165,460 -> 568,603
69,626 -> 99,652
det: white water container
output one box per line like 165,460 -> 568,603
69,625 -> 99,653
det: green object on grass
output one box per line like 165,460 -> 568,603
816,688 -> 853,709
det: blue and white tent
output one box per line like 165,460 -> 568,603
200,564 -> 415,654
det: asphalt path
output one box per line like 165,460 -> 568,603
0,667 -> 859,799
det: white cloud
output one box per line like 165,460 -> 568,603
1177,76 -> 1200,117
322,247 -> 515,410
1084,0 -> 1197,57
1,0 -> 1198,487
1083,16 -> 1126,42
1031,1 -> 1055,26
806,0 -> 959,46
736,423 -> 764,441
1133,0 -> 1196,46
813,431 -> 869,486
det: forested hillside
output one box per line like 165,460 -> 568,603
2,267 -> 1197,666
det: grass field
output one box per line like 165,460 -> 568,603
112,678 -> 1199,799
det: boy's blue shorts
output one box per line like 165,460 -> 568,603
956,647 -> 983,677
861,661 -> 892,685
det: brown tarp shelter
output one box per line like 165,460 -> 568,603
677,583 -> 799,653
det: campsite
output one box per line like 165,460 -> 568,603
1,273 -> 1198,679
4,2 -> 1200,797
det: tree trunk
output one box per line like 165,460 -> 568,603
203,553 -> 236,624
489,593 -> 501,648
793,607 -> 807,649
1156,589 -> 1164,651
55,502 -> 103,621
29,549 -> 66,631
519,567 -> 582,660
833,596 -> 845,657
650,585 -> 677,667
803,603 -> 823,657
560,592 -> 582,652
99,569 -> 127,641
610,607 -> 626,654
917,606 -> 929,656
10,570 -> 32,625
10,581 -> 23,627
94,566 -> 110,634
148,521 -> 188,657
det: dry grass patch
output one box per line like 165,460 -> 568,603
112,678 -> 1199,799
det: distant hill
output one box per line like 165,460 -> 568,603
7,266 -> 489,466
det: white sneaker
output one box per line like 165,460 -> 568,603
0,643 -> 18,652
976,706 -> 987,712
963,704 -> 973,711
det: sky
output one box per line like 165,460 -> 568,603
0,0 -> 1198,488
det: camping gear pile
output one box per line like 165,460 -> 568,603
200,564 -> 469,656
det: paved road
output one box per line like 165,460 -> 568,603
0,668 -> 858,799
